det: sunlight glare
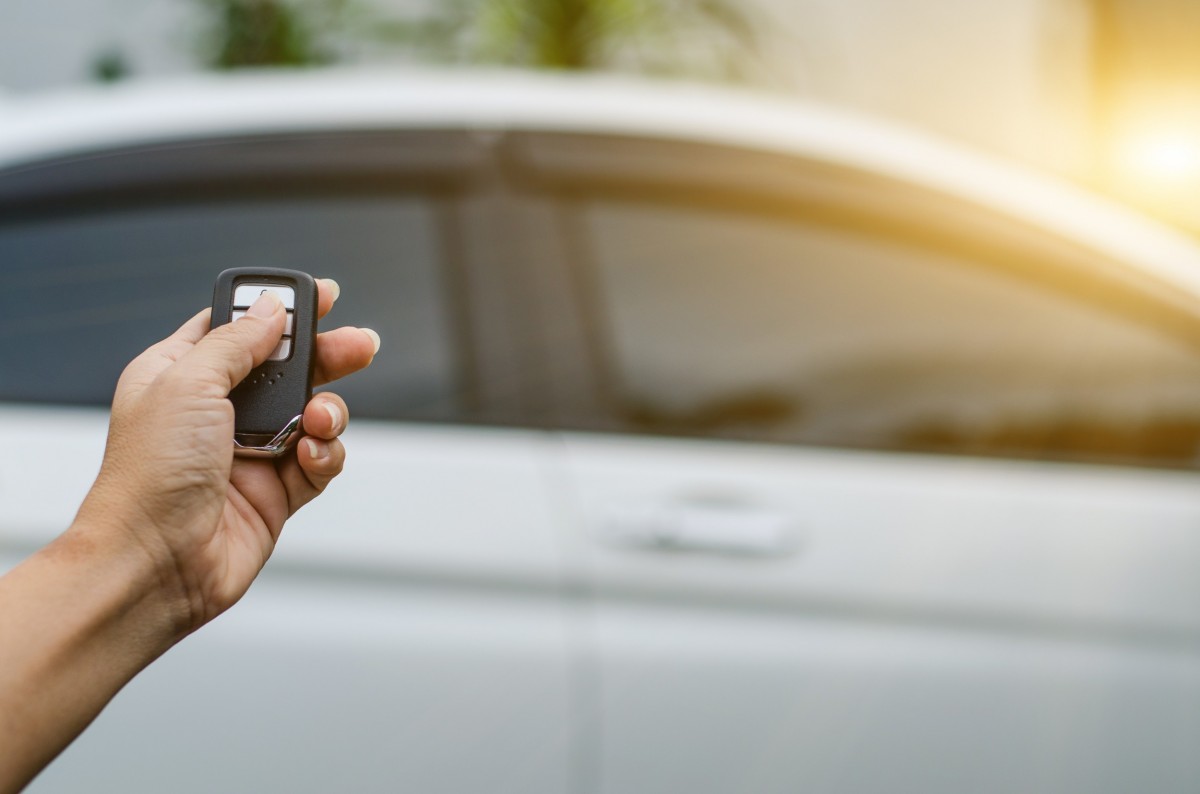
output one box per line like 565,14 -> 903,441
1118,130 -> 1200,187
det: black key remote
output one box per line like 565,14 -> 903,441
210,268 -> 318,457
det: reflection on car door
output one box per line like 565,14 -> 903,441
540,160 -> 1200,793
563,437 -> 1200,794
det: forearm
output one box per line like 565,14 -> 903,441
0,524 -> 188,793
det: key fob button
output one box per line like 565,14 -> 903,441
233,309 -> 295,335
233,284 -> 296,310
267,338 -> 293,362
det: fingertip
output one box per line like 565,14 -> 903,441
302,393 -> 349,440
246,291 -> 283,318
304,437 -> 330,462
320,278 -> 341,302
360,328 -> 381,356
316,278 -> 340,319
312,327 -> 378,387
323,401 -> 342,433
299,436 -> 346,483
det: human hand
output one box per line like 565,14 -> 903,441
73,279 -> 378,635
0,280 -> 376,792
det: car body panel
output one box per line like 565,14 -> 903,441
561,433 -> 1200,635
588,601 -> 1200,794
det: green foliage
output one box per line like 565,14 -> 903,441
193,0 -> 350,69
189,0 -> 765,83
91,49 -> 132,83
371,0 -> 764,83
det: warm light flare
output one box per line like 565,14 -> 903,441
1115,128 -> 1200,187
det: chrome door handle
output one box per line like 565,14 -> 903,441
599,503 -> 800,558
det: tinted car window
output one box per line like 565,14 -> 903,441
576,198 -> 1200,468
0,197 -> 459,421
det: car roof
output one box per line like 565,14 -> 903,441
4,67 -> 1200,299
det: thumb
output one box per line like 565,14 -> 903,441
172,292 -> 286,397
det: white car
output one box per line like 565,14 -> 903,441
2,70 -> 1200,794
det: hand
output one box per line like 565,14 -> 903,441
0,280 -> 376,793
74,279 -> 378,634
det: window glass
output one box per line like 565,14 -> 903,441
0,198 -> 459,421
580,200 -> 1200,467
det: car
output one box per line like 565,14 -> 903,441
2,68 -> 1200,794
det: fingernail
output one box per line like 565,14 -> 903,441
305,438 -> 329,460
320,278 -> 341,302
360,328 -> 381,355
323,400 -> 342,431
247,291 -> 282,318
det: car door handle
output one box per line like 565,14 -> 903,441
599,502 -> 800,558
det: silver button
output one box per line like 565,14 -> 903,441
233,284 -> 296,310
232,310 -> 294,335
267,338 -> 293,362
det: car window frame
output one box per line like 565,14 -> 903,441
504,131 -> 1200,466
0,131 -> 517,424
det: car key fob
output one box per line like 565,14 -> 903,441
211,268 -> 318,457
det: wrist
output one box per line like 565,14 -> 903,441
55,515 -> 196,652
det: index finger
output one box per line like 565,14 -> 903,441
313,326 -> 379,387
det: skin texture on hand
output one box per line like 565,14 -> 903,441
0,279 -> 377,793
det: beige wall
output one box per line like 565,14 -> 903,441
754,0 -> 1094,177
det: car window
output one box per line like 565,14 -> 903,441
0,196 -> 460,421
571,198 -> 1200,468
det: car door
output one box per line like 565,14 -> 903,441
516,133 -> 1200,793
0,131 -> 581,794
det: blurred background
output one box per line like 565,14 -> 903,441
5,0 -> 1200,233
7,5 -> 1200,794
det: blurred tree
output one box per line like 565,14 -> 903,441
188,0 -> 766,84
193,0 -> 350,68
372,0 -> 764,83
91,49 -> 132,83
